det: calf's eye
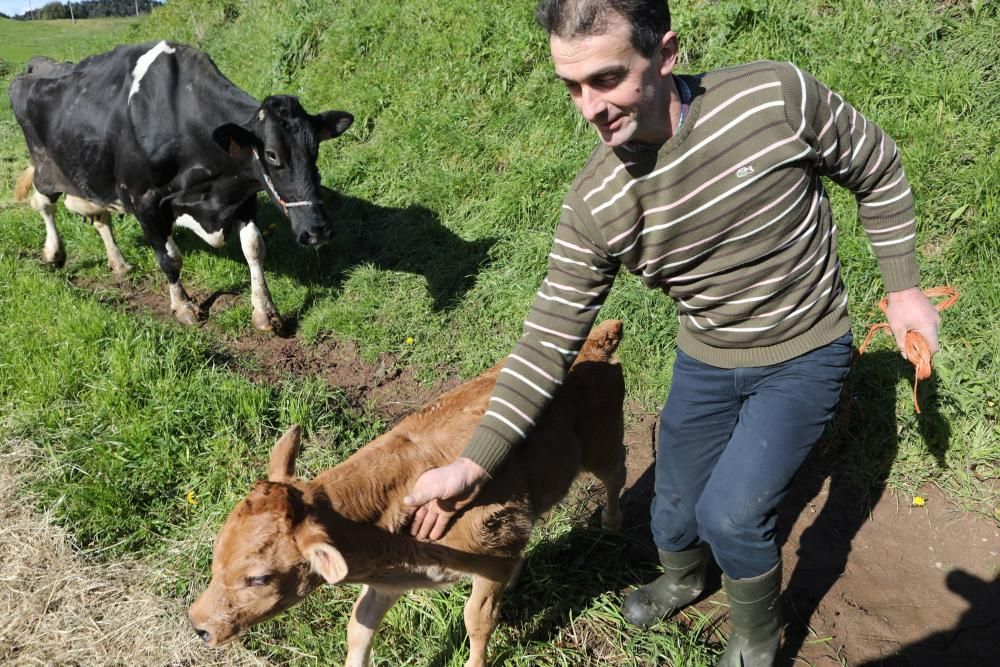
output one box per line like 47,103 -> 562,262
264,150 -> 281,166
246,575 -> 271,587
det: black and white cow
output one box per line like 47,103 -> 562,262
9,41 -> 353,331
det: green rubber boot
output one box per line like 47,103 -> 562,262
717,563 -> 783,667
622,543 -> 711,628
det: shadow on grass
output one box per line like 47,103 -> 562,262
775,349 -> 952,665
171,191 -> 497,327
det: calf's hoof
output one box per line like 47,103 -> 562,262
601,507 -> 623,531
173,301 -> 201,326
252,308 -> 283,334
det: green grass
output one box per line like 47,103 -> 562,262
0,16 -> 142,66
1,0 -> 998,664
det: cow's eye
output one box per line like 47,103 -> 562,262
246,575 -> 271,587
264,150 -> 281,167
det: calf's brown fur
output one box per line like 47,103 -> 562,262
189,320 -> 627,667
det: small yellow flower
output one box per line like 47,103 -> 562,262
186,490 -> 198,506
405,337 -> 415,345
912,495 -> 926,507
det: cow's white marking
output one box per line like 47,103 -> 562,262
237,221 -> 275,319
30,190 -> 64,264
165,235 -> 182,263
128,41 -> 176,104
176,214 -> 226,248
64,195 -> 126,216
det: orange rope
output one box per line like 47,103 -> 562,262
857,287 -> 959,413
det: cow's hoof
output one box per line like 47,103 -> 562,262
252,309 -> 283,334
173,302 -> 201,326
111,262 -> 133,278
42,247 -> 66,268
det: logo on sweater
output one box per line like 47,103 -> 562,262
737,165 -> 755,178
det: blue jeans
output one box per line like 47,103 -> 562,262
650,334 -> 854,579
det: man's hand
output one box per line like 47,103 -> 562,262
885,286 -> 941,360
403,458 -> 491,541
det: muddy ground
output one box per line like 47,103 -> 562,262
75,275 -> 1000,665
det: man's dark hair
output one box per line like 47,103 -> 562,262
535,0 -> 671,58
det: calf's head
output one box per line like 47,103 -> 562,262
189,426 -> 356,646
213,95 -> 353,246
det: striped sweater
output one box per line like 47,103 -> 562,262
463,60 -> 921,474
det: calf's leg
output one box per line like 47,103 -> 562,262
237,221 -> 282,332
30,190 -> 65,267
597,447 -> 626,530
463,573 -> 508,667
344,585 -> 402,667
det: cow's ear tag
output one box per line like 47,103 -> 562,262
258,110 -> 266,121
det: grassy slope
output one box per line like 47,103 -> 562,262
0,1 -> 998,665
0,16 -> 143,64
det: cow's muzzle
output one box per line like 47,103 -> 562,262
297,223 -> 330,246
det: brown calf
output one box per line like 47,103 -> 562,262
188,319 -> 627,667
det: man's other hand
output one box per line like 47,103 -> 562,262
403,458 -> 491,541
886,286 -> 941,360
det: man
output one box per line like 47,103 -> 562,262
403,1 -> 941,664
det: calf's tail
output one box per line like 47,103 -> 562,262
575,319 -> 623,364
14,166 -> 34,203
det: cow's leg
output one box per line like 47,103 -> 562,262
237,221 -> 282,332
30,190 -> 65,267
463,572 -> 508,667
162,235 -> 200,325
91,212 -> 133,277
140,218 -> 200,325
343,585 -> 402,667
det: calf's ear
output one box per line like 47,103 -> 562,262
304,542 -> 350,584
268,425 -> 302,483
296,523 -> 350,584
212,123 -> 260,157
313,111 -> 354,141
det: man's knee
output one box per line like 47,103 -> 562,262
651,494 -> 699,550
695,494 -> 758,550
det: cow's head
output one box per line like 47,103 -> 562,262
213,96 -> 353,246
188,426 -> 353,646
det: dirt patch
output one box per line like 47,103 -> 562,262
775,463 -> 1000,666
0,440 -> 269,667
69,272 -> 1000,665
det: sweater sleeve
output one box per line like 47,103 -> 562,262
780,62 -> 920,293
461,192 -> 620,475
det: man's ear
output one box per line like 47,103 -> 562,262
296,522 -> 349,584
658,31 -> 679,76
269,425 -> 302,483
313,111 -> 354,141
212,123 -> 260,157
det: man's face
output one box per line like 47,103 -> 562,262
551,18 -> 676,147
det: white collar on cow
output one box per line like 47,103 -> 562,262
252,148 -> 320,212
